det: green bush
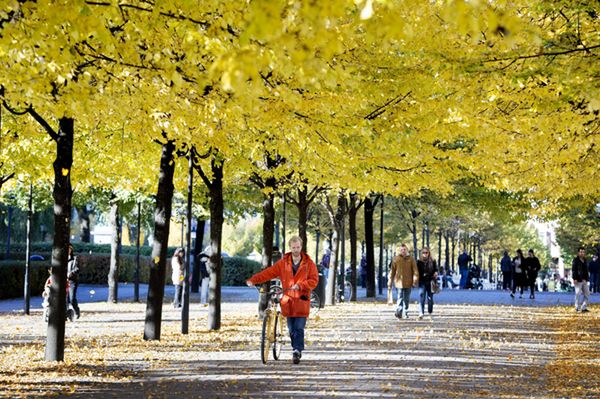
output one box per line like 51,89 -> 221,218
3,242 -> 180,258
77,254 -> 153,284
0,261 -> 50,300
221,256 -> 262,286
0,254 -> 261,299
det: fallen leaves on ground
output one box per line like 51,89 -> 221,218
0,300 -> 597,398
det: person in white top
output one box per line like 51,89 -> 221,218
171,248 -> 185,308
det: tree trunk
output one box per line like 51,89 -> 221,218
378,196 -> 384,295
191,218 -> 205,293
451,235 -> 456,272
411,211 -> 419,260
77,207 -> 91,243
182,150 -> 193,335
348,194 -> 358,301
108,198 -> 120,303
437,230 -> 442,267
24,183 -> 33,315
425,221 -> 430,248
296,187 -> 309,253
325,193 -> 345,305
207,158 -> 224,331
364,196 -> 376,298
258,192 -> 275,317
445,231 -> 450,270
134,202 -> 141,302
5,206 -> 11,259
45,117 -> 73,362
143,140 -> 176,341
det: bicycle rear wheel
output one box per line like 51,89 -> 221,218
344,282 -> 353,303
272,311 -> 283,360
261,311 -> 272,364
310,291 -> 320,315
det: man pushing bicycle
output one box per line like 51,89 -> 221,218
246,236 -> 319,364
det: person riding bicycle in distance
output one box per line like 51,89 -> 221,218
246,236 -> 319,364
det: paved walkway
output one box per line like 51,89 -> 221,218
0,288 -> 598,398
2,284 -> 596,313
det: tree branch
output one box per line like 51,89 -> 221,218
364,91 -> 412,120
484,43 -> 600,64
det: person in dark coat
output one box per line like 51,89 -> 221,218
523,249 -> 541,299
457,250 -> 472,289
572,247 -> 590,312
589,255 -> 599,294
500,251 -> 512,290
510,249 -> 526,299
67,244 -> 80,319
417,247 -> 438,320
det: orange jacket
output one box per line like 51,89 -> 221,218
248,252 -> 318,317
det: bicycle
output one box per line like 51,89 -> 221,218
258,285 -> 287,364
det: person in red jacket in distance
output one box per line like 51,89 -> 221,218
247,236 -> 318,364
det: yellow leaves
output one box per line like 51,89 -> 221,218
61,168 -> 69,176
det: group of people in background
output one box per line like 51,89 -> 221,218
171,248 -> 210,308
499,249 -> 541,299
388,244 -> 438,320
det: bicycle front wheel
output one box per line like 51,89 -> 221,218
261,311 -> 272,364
272,311 -> 284,360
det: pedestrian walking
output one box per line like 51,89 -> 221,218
388,243 -> 419,319
510,249 -> 526,299
458,250 -> 472,289
198,253 -> 210,305
67,244 -> 80,319
500,251 -> 512,290
246,236 -> 318,364
171,248 -> 185,308
572,247 -> 590,312
417,247 -> 438,321
523,249 -> 541,299
589,255 -> 599,294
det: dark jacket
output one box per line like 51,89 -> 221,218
523,256 -> 541,277
572,256 -> 589,282
67,256 -> 79,283
417,258 -> 437,283
457,253 -> 472,269
589,258 -> 599,274
500,255 -> 512,273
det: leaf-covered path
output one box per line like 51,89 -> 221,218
0,299 -> 598,398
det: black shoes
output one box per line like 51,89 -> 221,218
292,350 -> 301,364
581,308 -> 590,313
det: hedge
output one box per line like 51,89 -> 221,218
221,257 -> 263,286
1,242 -> 178,259
0,255 -> 262,299
0,261 -> 50,300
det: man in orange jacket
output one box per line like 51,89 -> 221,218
247,236 -> 319,364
